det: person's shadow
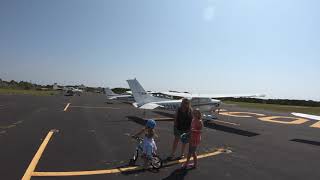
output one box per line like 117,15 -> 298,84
162,168 -> 192,180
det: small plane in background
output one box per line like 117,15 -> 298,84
105,87 -> 133,100
64,87 -> 83,96
127,78 -> 265,120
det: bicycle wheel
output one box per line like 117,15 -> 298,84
132,149 -> 139,162
129,149 -> 139,166
150,155 -> 162,169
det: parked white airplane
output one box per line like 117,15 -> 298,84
105,87 -> 157,100
127,78 -> 265,119
73,88 -> 83,93
105,87 -> 133,100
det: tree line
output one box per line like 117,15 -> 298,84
219,97 -> 320,107
0,78 -> 108,93
111,88 -> 130,94
0,79 -> 51,90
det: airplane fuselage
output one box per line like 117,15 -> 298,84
149,98 -> 221,114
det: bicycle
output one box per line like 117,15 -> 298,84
129,136 -> 163,169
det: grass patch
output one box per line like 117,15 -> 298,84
223,101 -> 320,116
0,88 -> 59,96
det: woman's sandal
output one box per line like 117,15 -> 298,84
181,163 -> 194,169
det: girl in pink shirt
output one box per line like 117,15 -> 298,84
183,108 -> 203,169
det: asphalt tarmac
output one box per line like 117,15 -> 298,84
0,93 -> 319,180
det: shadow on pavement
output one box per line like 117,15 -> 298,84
162,168 -> 192,180
291,139 -> 320,146
204,121 -> 260,137
152,111 -> 175,118
127,116 -> 147,126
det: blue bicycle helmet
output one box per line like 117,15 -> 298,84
146,119 -> 156,129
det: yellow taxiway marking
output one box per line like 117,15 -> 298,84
212,120 -> 240,126
22,130 -> 56,180
219,112 -> 266,118
310,121 -> 320,128
69,106 -> 120,110
63,103 -> 71,112
32,149 -> 227,177
258,116 -> 308,125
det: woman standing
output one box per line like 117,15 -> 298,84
168,98 -> 193,160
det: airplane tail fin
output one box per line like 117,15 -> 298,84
105,87 -> 117,96
126,79 -> 163,106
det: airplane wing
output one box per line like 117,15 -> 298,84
107,94 -> 132,100
132,102 -> 163,109
140,103 -> 163,109
292,113 -> 320,121
160,91 -> 265,99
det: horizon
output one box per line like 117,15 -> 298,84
1,77 -> 319,102
1,0 -> 320,101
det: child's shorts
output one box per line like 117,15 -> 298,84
143,138 -> 157,158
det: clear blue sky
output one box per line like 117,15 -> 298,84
0,0 -> 319,100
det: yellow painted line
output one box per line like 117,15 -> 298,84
218,109 -> 228,112
0,124 -> 16,129
32,149 -> 226,177
22,130 -> 56,180
70,106 -> 120,110
7,124 -> 16,129
165,149 -> 224,166
63,103 -> 71,112
310,121 -> 320,128
212,120 -> 240,126
14,120 -> 23,125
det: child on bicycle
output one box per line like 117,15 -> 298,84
182,108 -> 203,169
132,119 -> 158,168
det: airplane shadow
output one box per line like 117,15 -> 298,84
152,111 -> 175,118
290,139 -> 320,146
204,121 -> 260,137
127,116 -> 147,126
127,116 -> 259,137
119,159 -> 182,175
